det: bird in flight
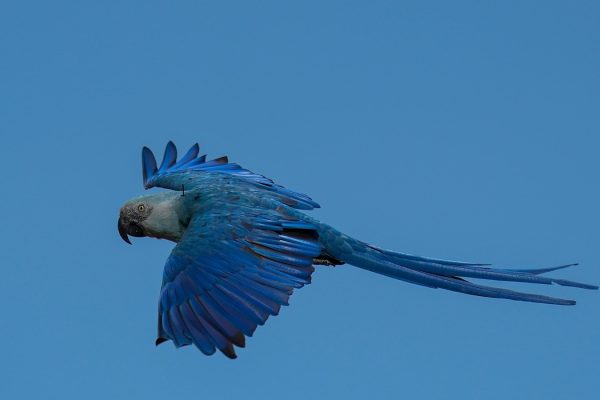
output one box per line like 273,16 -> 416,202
118,142 -> 597,359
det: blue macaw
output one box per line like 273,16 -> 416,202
118,142 -> 597,359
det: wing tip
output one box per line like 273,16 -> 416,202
159,141 -> 178,172
221,345 -> 238,359
142,146 -> 158,189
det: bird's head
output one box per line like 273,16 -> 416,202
118,192 -> 189,244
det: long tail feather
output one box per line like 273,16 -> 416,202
366,246 -> 597,290
319,227 -> 598,305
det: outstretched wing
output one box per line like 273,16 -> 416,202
142,141 -> 319,210
156,202 -> 322,359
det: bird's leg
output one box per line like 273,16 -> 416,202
181,184 -> 185,197
313,254 -> 345,267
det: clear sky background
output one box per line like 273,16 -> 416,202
1,1 -> 598,399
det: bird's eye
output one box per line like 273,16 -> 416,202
137,204 -> 145,212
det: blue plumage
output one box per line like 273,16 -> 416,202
143,141 -> 320,209
118,142 -> 598,359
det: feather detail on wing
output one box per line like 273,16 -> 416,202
142,141 -> 320,210
156,207 -> 321,358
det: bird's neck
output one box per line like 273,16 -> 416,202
145,192 -> 193,243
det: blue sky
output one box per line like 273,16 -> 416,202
1,1 -> 599,399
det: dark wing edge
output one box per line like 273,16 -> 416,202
142,141 -> 320,210
156,213 -> 322,359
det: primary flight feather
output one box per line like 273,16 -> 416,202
118,141 -> 597,359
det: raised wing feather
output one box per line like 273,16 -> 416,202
157,202 -> 321,358
142,142 -> 319,210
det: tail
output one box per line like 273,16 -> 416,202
318,227 -> 598,305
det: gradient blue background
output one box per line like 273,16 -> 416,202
1,1 -> 598,399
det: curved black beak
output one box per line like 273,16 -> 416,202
118,216 -> 146,245
118,216 -> 132,244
